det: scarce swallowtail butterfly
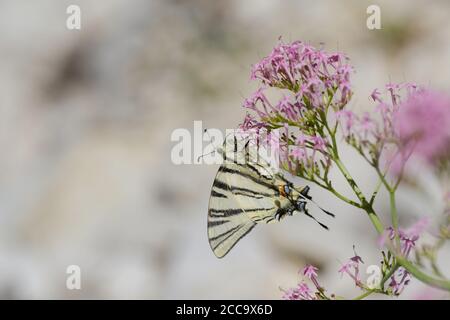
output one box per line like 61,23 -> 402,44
207,133 -> 334,258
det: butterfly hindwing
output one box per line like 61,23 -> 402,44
208,158 -> 294,258
208,165 -> 258,258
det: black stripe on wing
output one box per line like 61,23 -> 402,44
209,207 -> 275,217
218,166 -> 279,193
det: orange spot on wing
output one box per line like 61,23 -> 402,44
278,185 -> 286,197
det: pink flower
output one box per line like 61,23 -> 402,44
248,39 -> 353,111
338,249 -> 364,287
394,90 -> 450,165
338,261 -> 352,276
379,218 -> 428,259
276,95 -> 298,121
389,267 -> 411,295
335,110 -> 356,137
312,136 -> 327,152
301,264 -> 322,291
370,88 -> 382,103
290,146 -> 307,161
359,112 -> 377,139
281,281 -> 315,300
403,217 -> 430,238
295,133 -> 308,146
302,265 -> 318,279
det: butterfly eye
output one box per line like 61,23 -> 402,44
284,185 -> 291,195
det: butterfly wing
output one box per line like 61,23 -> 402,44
208,134 -> 304,258
208,157 -> 296,258
207,164 -> 258,258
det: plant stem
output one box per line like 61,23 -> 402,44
389,190 -> 401,249
323,114 -> 450,293
396,256 -> 450,291
352,290 -> 375,300
380,263 -> 399,290
333,157 -> 385,234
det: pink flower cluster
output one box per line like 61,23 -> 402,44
378,218 -> 429,295
336,83 -> 420,147
250,40 -> 352,107
281,265 -> 322,300
289,134 -> 330,169
380,218 -> 429,257
337,82 -> 450,170
240,41 -> 352,176
242,40 -> 353,129
282,281 -> 315,300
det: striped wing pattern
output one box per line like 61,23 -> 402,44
207,159 -> 292,258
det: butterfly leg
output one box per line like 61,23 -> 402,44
275,207 -> 289,221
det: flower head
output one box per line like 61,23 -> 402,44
281,281 -> 315,300
302,265 -> 319,279
338,248 -> 364,287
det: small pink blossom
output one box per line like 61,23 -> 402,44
281,281 -> 315,300
338,249 -> 364,287
290,146 -> 307,161
370,88 -> 382,103
302,265 -> 319,279
312,136 -> 326,151
335,110 -> 356,137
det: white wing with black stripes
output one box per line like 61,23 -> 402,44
208,137 -> 292,258
207,134 -> 334,258
207,160 -> 284,258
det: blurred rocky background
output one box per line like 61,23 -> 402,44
0,0 -> 449,299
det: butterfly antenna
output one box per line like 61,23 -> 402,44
197,150 -> 216,163
303,207 -> 329,230
197,128 -> 220,162
300,186 -> 335,218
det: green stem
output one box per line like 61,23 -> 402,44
322,111 -> 450,293
389,191 -> 401,249
352,290 -> 376,300
380,263 -> 399,290
333,157 -> 384,234
369,177 -> 383,206
328,186 -> 362,208
396,257 -> 450,291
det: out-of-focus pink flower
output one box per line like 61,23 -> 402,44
290,146 -> 306,162
370,88 -> 382,103
335,110 -> 356,137
295,133 -> 308,146
403,217 -> 430,238
379,218 -> 428,251
276,95 -> 298,121
338,261 -> 352,277
312,136 -> 327,152
359,112 -> 377,139
394,90 -> 450,165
